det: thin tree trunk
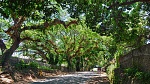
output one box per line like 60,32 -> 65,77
2,39 -> 20,68
76,57 -> 80,71
48,52 -> 56,65
67,57 -> 72,72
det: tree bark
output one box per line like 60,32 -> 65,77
76,57 -> 80,71
49,53 -> 55,65
2,39 -> 20,68
67,57 -> 72,72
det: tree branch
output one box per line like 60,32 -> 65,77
71,46 -> 83,59
5,16 -> 25,33
5,16 -> 25,39
70,37 -> 85,58
21,19 -> 78,32
48,40 -> 60,54
36,49 -> 48,61
21,37 -> 40,42
108,0 -> 150,9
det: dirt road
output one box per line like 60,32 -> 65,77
31,71 -> 110,84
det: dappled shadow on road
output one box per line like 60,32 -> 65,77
86,72 -> 110,84
33,76 -> 89,84
32,71 -> 110,84
87,77 -> 110,84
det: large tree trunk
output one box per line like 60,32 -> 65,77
2,39 -> 20,68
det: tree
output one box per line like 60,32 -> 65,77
41,24 -> 103,71
0,0 -> 77,68
19,23 -> 105,71
20,30 -> 59,65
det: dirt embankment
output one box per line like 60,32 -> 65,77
0,68 -> 68,84
0,57 -> 67,84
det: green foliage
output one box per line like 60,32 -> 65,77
107,64 -> 117,83
124,67 -> 139,77
135,71 -> 144,80
112,67 -> 150,84
29,61 -> 39,69
15,60 -> 29,70
38,66 -> 52,71
1,0 -> 58,19
15,60 -> 51,71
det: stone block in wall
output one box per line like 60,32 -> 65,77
119,53 -> 133,68
119,44 -> 150,72
132,56 -> 140,66
141,55 -> 150,72
133,44 -> 150,56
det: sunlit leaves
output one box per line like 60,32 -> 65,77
0,0 -> 59,20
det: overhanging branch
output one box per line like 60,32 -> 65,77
21,19 -> 78,32
5,16 -> 25,33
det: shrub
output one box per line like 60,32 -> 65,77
14,60 -> 52,71
29,61 -> 39,69
124,67 -> 150,84
15,60 -> 29,70
124,67 -> 139,77
38,66 -> 52,71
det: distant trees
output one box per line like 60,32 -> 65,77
21,23 -> 107,71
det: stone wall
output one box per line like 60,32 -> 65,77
119,44 -> 150,72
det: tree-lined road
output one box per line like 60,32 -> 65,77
32,71 -> 110,84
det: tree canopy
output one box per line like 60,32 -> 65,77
0,0 -> 150,71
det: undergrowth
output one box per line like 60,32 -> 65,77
113,67 -> 150,84
15,60 -> 52,71
124,67 -> 150,84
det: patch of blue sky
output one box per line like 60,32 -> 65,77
146,39 -> 150,44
